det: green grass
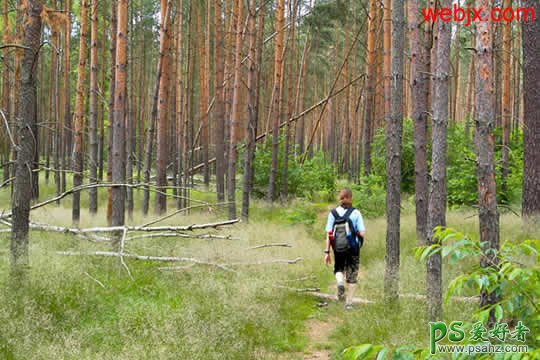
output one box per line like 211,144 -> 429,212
0,179 -> 538,359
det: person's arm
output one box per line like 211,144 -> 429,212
324,212 -> 334,266
355,211 -> 366,238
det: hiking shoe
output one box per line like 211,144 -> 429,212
337,284 -> 346,302
345,303 -> 353,311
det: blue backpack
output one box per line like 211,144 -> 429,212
331,208 -> 361,253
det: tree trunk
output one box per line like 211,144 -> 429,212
62,0 -> 72,195
155,0 -> 171,215
198,0 -> 210,187
241,0 -> 263,221
72,0 -> 89,224
522,0 -> 540,218
1,0 -> 11,183
112,0 -> 128,229
384,0 -> 403,303
475,0 -> 500,326
176,0 -> 185,209
500,0 -> 512,203
89,0 -> 99,214
268,0 -> 285,201
107,0 -> 117,225
11,0 -> 43,268
282,0 -> 298,197
213,0 -> 226,203
426,0 -> 452,321
362,0 -> 377,177
227,0 -> 243,219
408,0 -> 429,244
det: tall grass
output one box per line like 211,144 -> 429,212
0,180 -> 537,359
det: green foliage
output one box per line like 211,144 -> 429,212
284,201 -> 318,226
245,139 -> 337,201
368,119 -> 524,207
344,228 -> 539,359
417,228 -> 539,331
370,118 -> 426,194
351,175 -> 387,218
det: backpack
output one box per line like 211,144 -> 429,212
331,208 -> 359,253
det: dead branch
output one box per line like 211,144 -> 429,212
0,182 -> 211,219
126,232 -> 239,241
0,44 -> 30,50
57,251 -> 234,272
0,109 -> 17,150
274,285 -> 321,293
83,271 -> 106,289
24,219 -> 239,234
248,243 -> 292,250
229,257 -> 303,266
305,292 -> 375,305
140,202 -> 231,227
119,227 -> 134,280
399,293 -> 479,303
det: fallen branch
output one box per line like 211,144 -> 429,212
274,285 -> 321,293
1,182 -> 210,219
83,271 -> 106,289
140,202 -> 231,227
305,292 -> 375,305
399,293 -> 479,303
126,232 -> 238,241
57,251 -> 234,272
229,257 -> 303,266
24,219 -> 239,234
119,227 -> 134,280
248,243 -> 292,250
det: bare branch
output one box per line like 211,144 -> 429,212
248,243 -> 292,250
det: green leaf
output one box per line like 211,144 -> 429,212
494,304 -> 503,321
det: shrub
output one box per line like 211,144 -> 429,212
243,138 -> 337,201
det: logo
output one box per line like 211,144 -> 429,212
429,321 -> 530,355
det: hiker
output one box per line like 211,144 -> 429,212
324,188 -> 366,309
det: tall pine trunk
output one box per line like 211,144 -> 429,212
384,0 -> 403,303
111,0 -> 128,229
227,0 -> 243,219
475,0 -> 500,326
521,0 -> 540,218
72,0 -> 89,224
89,0 -> 99,214
426,0 -> 452,321
155,0 -> 171,215
408,0 -> 429,244
241,0 -> 263,221
268,0 -> 285,201
11,0 -> 43,268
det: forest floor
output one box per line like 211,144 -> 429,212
0,179 -> 537,359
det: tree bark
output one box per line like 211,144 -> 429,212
384,0 -> 404,303
362,0 -> 377,177
521,0 -> 540,218
112,0 -> 128,229
213,0 -> 226,203
408,0 -> 429,244
227,0 -> 244,219
11,0 -> 43,268
155,0 -> 171,215
426,0 -> 452,321
268,0 -> 285,201
107,0 -> 117,225
72,0 -> 89,223
88,0 -> 99,214
1,0 -> 11,183
475,0 -> 500,326
241,0 -> 263,221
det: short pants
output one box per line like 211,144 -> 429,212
333,248 -> 360,284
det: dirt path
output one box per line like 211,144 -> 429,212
302,317 -> 341,359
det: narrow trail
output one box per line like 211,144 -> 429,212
302,317 -> 341,359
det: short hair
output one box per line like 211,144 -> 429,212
339,188 -> 353,198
